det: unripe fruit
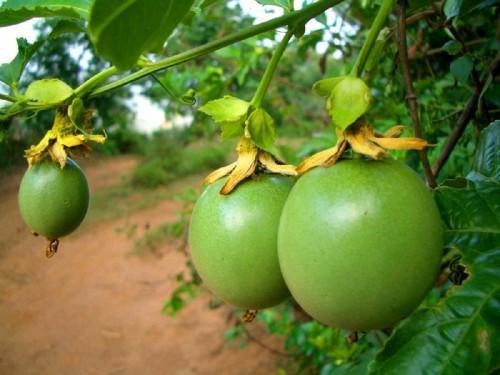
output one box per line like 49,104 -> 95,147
189,175 -> 293,309
18,158 -> 89,239
278,159 -> 443,330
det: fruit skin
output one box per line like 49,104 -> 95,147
18,158 -> 89,239
278,159 -> 443,330
189,175 -> 293,309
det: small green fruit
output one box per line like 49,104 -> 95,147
18,158 -> 89,239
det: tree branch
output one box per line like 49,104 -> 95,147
412,38 -> 488,60
404,2 -> 442,26
431,39 -> 500,178
431,92 -> 479,178
396,1 -> 436,188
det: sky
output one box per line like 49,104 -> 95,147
0,1 -> 338,133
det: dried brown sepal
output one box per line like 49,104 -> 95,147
203,162 -> 237,185
372,136 -> 430,150
46,238 -> 59,258
47,140 -> 67,168
383,125 -> 405,138
25,108 -> 105,168
220,138 -> 259,195
296,138 -> 347,175
258,152 -> 297,176
347,331 -> 359,345
202,138 -> 298,194
374,125 -> 405,138
25,130 -> 54,166
322,138 -> 347,167
296,121 -> 431,174
242,309 -> 258,323
345,125 -> 387,160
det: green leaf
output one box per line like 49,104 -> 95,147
245,108 -> 276,153
450,56 -> 474,83
444,0 -> 462,19
199,96 -> 249,123
312,76 -> 346,97
444,0 -> 500,18
0,0 -> 90,27
24,79 -> 73,104
469,0 -> 500,12
469,121 -> 500,182
368,249 -> 500,375
327,77 -> 372,130
442,40 -> 461,55
255,0 -> 292,10
0,38 -> 43,87
369,122 -> 500,374
218,121 -> 243,139
88,0 -> 195,70
435,121 -> 500,261
435,181 -> 500,261
49,19 -> 85,39
199,96 -> 250,140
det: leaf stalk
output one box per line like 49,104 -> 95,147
350,0 -> 395,77
251,28 -> 295,108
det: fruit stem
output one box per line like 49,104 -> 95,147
46,238 -> 59,258
350,0 -> 395,77
73,66 -> 119,97
0,93 -> 16,102
251,28 -> 295,108
84,0 -> 343,99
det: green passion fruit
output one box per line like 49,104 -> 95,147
18,158 -> 89,240
189,175 -> 294,309
278,159 -> 443,331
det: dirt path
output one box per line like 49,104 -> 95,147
0,157 -> 284,375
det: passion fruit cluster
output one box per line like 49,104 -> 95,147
189,130 -> 443,331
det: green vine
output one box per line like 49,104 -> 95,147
73,66 -> 118,97
251,28 -> 295,108
82,0 -> 343,99
0,93 -> 16,102
350,0 -> 395,77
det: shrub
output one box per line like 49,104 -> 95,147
131,132 -> 229,188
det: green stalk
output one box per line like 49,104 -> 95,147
251,28 -> 295,108
73,66 -> 118,97
86,0 -> 343,99
0,93 -> 16,102
350,0 -> 394,77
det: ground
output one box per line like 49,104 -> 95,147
0,156 -> 285,375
